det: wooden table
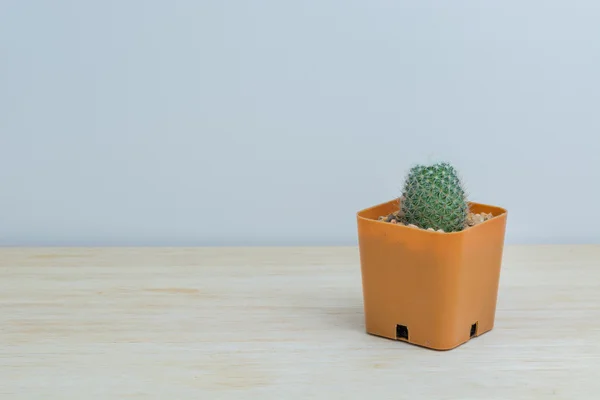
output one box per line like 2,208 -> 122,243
1,246 -> 599,398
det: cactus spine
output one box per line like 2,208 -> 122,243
400,162 -> 469,232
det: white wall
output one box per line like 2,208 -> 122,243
2,1 -> 599,246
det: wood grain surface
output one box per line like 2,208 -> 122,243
0,246 -> 599,399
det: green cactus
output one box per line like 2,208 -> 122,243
400,162 -> 469,232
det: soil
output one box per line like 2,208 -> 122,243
377,210 -> 493,232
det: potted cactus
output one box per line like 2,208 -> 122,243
356,162 -> 507,350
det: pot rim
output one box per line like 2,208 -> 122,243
357,198 -> 507,236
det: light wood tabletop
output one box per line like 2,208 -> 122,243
1,246 -> 599,398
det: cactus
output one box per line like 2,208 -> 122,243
400,162 -> 469,232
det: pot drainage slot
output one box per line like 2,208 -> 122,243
396,324 -> 408,340
470,322 -> 478,338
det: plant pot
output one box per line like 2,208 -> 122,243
356,198 -> 508,350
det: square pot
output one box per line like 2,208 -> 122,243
356,198 -> 508,350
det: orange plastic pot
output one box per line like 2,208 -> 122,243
356,198 -> 508,350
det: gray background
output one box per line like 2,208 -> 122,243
2,1 -> 599,246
